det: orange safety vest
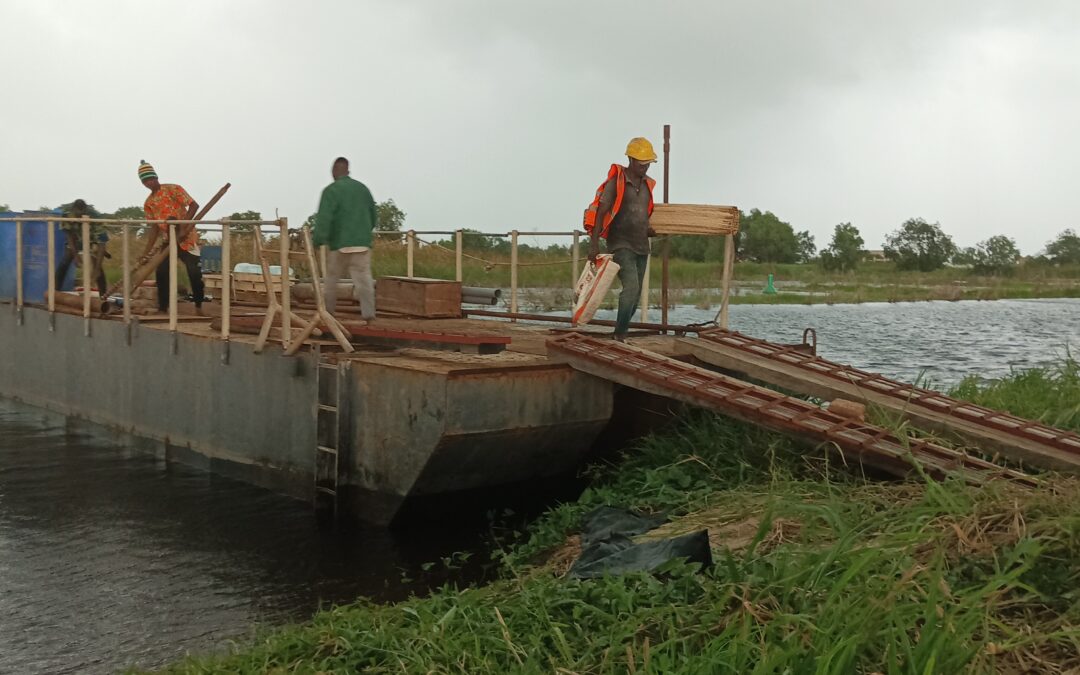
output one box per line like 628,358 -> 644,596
583,164 -> 656,238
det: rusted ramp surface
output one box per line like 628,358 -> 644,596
547,333 -> 1035,487
675,329 -> 1080,473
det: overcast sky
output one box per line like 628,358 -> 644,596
2,0 -> 1078,254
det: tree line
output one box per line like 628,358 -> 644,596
670,210 -> 1080,275
6,199 -> 1080,272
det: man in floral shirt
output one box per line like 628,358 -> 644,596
138,160 -> 204,313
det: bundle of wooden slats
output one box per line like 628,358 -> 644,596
649,204 -> 739,236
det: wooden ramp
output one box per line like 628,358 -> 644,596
546,333 -> 1034,487
676,329 -> 1080,473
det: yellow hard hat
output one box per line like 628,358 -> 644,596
625,137 -> 658,163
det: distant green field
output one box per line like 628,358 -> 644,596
97,234 -> 1080,306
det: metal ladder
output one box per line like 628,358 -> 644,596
314,347 -> 350,521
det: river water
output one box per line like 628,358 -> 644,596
0,401 -> 495,674
622,297 -> 1080,388
1,298 -> 1077,673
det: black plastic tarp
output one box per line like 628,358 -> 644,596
568,506 -> 713,579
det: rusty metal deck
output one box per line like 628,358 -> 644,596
675,329 -> 1080,472
547,333 -> 1035,487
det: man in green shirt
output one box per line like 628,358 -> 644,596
313,157 -> 377,321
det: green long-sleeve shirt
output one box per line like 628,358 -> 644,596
313,176 -> 377,250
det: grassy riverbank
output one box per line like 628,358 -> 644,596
157,358 -> 1080,674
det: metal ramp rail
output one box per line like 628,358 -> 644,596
675,329 -> 1080,472
547,333 -> 1035,487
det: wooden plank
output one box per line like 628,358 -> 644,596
650,204 -> 739,236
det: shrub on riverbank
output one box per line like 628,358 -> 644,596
160,361 -> 1080,674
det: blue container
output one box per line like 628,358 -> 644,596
0,213 -> 75,302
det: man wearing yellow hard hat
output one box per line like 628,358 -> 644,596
583,137 -> 658,341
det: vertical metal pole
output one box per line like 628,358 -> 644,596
14,220 -> 23,316
455,229 -> 463,282
719,233 -> 734,329
661,123 -> 670,327
82,216 -> 91,335
639,255 -> 651,323
47,220 -> 55,317
280,218 -> 290,349
406,229 -> 415,278
510,230 -> 519,318
122,224 -> 131,327
572,231 -> 580,289
168,222 -> 178,333
221,222 -> 231,342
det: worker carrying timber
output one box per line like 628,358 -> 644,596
56,199 -> 109,298
585,137 -> 658,341
313,156 -> 377,323
137,160 -> 206,314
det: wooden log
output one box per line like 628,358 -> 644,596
650,204 -> 739,236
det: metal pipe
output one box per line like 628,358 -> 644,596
719,233 -> 734,329
221,221 -> 231,342
455,229 -> 463,282
14,220 -> 22,312
82,216 -> 91,335
168,222 -> 178,333
572,231 -> 580,289
639,255 -> 650,323
279,217 -> 290,349
406,229 -> 415,277
661,123 -> 670,327
463,308 -> 703,333
510,230 -> 519,318
122,224 -> 131,326
46,220 -> 55,314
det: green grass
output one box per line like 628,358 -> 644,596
155,358 -> 1080,674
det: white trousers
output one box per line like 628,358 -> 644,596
324,249 -> 375,320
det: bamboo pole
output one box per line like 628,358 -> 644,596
455,229 -> 463,282
510,230 -> 519,318
14,220 -> 22,311
719,233 -> 734,329
279,217 -> 290,349
122,224 -> 131,326
221,222 -> 231,341
47,220 -> 55,313
168,223 -> 178,332
406,229 -> 415,278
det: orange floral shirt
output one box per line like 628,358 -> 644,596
144,184 -> 198,252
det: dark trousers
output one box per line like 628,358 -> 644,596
156,249 -> 205,310
56,248 -> 107,297
612,249 -> 649,336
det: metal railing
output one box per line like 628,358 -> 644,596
379,228 -> 588,318
0,215 -> 289,352
2,217 -> 713,352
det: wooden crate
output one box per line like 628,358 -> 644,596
650,204 -> 740,236
375,276 -> 461,318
